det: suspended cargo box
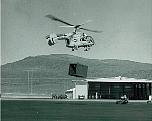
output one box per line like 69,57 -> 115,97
69,63 -> 88,78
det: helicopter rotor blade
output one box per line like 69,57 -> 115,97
45,14 -> 74,26
80,20 -> 93,26
45,15 -> 102,33
74,20 -> 93,29
59,25 -> 75,28
79,27 -> 103,33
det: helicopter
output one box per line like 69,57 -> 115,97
45,15 -> 102,51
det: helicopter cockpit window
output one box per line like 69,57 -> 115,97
46,35 -> 50,39
81,33 -> 86,41
66,39 -> 70,45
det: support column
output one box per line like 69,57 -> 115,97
108,87 -> 111,99
144,83 -> 147,99
100,83 -> 102,99
122,84 -> 125,95
137,83 -> 139,99
133,83 -> 136,99
149,83 -> 151,95
141,83 -> 143,99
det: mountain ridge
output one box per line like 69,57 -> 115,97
1,54 -> 152,95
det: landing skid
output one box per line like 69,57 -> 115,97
71,46 -> 90,51
84,46 -> 90,51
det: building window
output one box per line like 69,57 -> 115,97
125,85 -> 131,89
114,85 -> 120,88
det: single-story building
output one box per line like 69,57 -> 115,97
68,77 -> 152,100
65,88 -> 75,99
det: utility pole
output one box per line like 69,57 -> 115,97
24,69 -> 37,95
27,71 -> 30,94
30,70 -> 33,94
24,70 -> 31,94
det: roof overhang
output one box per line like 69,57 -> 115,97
85,77 -> 152,83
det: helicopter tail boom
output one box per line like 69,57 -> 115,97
46,33 -> 68,46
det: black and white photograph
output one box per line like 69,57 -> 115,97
1,0 -> 152,121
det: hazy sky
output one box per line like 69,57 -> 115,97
1,0 -> 152,64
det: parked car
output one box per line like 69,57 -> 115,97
78,95 -> 85,99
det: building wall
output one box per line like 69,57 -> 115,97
88,82 -> 151,100
73,88 -> 76,99
75,84 -> 88,99
65,88 -> 76,99
73,79 -> 152,100
66,92 -> 73,99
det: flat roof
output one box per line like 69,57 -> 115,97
85,77 -> 152,83
65,88 -> 75,93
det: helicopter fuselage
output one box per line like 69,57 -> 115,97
46,32 -> 95,51
45,14 -> 102,51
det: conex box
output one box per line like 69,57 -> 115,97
68,63 -> 88,78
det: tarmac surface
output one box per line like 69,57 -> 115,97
1,98 -> 152,121
1,96 -> 150,103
